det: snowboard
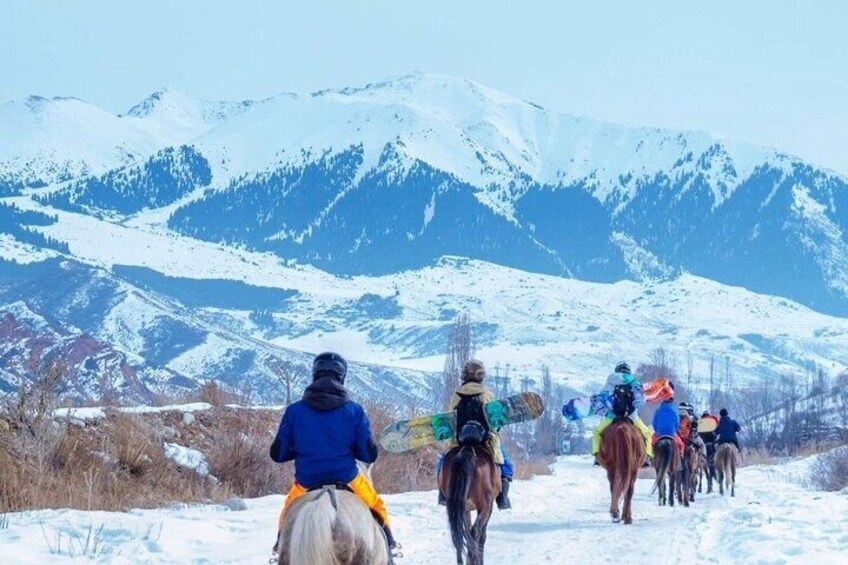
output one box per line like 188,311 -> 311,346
561,378 -> 674,421
697,418 -> 718,433
378,392 -> 545,454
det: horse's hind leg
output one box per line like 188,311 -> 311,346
473,504 -> 492,565
669,471 -> 676,507
609,473 -> 622,523
622,476 -> 636,525
730,464 -> 736,497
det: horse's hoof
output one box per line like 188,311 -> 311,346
612,516 -> 621,523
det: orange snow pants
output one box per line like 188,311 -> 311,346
277,472 -> 391,530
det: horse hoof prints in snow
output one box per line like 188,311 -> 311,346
276,486 -> 390,565
598,416 -> 646,524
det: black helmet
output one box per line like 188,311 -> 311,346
615,361 -> 631,375
312,352 -> 348,383
701,411 -> 711,418
719,408 -> 728,417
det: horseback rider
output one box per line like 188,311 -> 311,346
716,408 -> 742,452
679,402 -> 707,457
651,383 -> 684,456
437,359 -> 514,510
698,410 -> 720,491
591,362 -> 654,463
269,352 -> 399,556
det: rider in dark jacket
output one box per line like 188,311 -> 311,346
270,352 -> 398,554
716,408 -> 742,451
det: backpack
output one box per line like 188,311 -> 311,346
455,392 -> 490,446
611,384 -> 635,417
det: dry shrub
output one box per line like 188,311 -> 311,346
0,414 -> 228,513
808,446 -> 848,492
206,410 -> 291,498
511,456 -> 555,481
739,447 -> 776,467
105,416 -> 160,476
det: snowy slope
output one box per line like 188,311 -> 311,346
2,456 -> 845,564
4,201 -> 848,393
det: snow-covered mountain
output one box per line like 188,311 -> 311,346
20,73 -> 846,314
2,73 -> 848,400
0,256 -> 429,403
0,88 -> 254,196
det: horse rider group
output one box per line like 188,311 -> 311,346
269,352 -> 743,560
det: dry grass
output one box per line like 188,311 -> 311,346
206,410 -> 292,498
0,379 -> 557,513
0,414 -> 228,513
511,456 -> 555,480
808,445 -> 848,492
738,447 -> 777,467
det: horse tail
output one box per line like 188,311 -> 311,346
652,439 -> 672,494
447,447 -> 476,555
288,489 -> 339,565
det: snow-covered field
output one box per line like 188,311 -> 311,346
2,456 -> 845,564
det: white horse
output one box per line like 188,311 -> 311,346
277,464 -> 389,565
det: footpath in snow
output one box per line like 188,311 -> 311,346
1,456 -> 846,564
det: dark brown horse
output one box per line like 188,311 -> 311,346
439,446 -> 500,565
677,444 -> 697,506
598,417 -> 646,524
652,436 -> 680,507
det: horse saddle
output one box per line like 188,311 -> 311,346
307,481 -> 354,494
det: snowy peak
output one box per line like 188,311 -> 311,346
125,88 -> 258,129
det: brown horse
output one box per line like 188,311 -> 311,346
439,445 -> 500,565
598,417 -> 646,524
715,443 -> 739,497
677,444 -> 698,506
277,486 -> 389,565
652,436 -> 680,507
690,449 -> 707,500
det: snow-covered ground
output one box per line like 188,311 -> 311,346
2,456 -> 845,564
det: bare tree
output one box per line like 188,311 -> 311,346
437,313 -> 475,410
835,372 -> 848,428
267,357 -> 308,405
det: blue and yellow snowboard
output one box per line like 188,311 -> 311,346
378,392 -> 545,454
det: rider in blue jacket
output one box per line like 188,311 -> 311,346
270,352 -> 398,555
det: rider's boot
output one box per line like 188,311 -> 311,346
496,477 -> 512,510
383,525 -> 401,563
270,530 -> 281,560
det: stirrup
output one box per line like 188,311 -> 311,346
391,542 -> 404,560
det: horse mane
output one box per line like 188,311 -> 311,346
288,489 -> 339,565
282,488 -> 388,565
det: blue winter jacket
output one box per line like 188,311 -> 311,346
716,416 -> 741,445
270,376 -> 379,488
652,401 -> 680,437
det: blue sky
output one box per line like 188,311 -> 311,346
3,0 -> 846,173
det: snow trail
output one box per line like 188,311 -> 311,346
1,456 -> 845,564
